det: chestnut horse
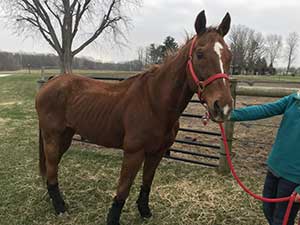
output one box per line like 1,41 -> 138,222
36,10 -> 233,225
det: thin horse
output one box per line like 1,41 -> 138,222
36,10 -> 233,225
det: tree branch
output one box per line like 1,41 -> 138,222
72,0 -> 122,56
72,16 -> 122,56
18,15 -> 58,53
44,0 -> 63,28
70,0 -> 79,13
72,0 -> 91,40
31,0 -> 63,55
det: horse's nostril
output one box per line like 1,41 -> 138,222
214,101 -> 222,113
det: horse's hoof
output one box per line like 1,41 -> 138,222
137,202 -> 152,218
138,208 -> 152,218
106,197 -> 125,225
107,222 -> 120,225
57,211 -> 69,218
47,182 -> 67,215
136,185 -> 152,218
106,215 -> 121,225
52,200 -> 67,215
140,211 -> 152,219
106,217 -> 120,225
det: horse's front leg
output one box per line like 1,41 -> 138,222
106,150 -> 144,225
137,149 -> 166,218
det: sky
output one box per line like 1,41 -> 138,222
0,0 -> 299,67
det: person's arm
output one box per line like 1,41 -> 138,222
230,95 -> 291,122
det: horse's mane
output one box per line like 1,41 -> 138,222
115,65 -> 160,89
126,65 -> 160,81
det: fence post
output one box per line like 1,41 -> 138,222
41,67 -> 45,79
37,79 -> 46,91
36,67 -> 46,91
218,78 -> 237,174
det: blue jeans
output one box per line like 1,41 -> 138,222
263,170 -> 300,225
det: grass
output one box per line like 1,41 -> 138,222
0,71 -> 271,225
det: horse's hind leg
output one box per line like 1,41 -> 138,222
137,150 -> 166,218
43,128 -> 74,215
107,150 -> 144,225
59,127 -> 75,156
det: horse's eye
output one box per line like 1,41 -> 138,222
196,52 -> 204,59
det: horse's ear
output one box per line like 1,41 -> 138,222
195,10 -> 206,35
217,12 -> 231,36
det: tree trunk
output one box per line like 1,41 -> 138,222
286,64 -> 291,75
286,54 -> 292,75
60,53 -> 73,74
60,0 -> 73,75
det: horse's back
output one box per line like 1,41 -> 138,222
36,74 -> 111,108
35,71 -> 177,150
35,74 -> 132,146
36,75 -> 98,128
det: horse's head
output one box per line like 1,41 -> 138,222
187,10 -> 233,122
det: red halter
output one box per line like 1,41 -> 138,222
187,36 -> 230,102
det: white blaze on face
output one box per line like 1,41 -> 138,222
214,42 -> 232,117
214,42 -> 226,85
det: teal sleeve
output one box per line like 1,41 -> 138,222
295,186 -> 300,194
230,95 -> 291,122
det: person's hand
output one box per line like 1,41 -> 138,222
295,193 -> 300,203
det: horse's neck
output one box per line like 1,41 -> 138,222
148,50 -> 194,125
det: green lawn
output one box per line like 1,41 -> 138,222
0,72 -> 270,225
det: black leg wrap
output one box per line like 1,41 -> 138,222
47,182 -> 66,215
136,185 -> 152,218
106,197 -> 125,225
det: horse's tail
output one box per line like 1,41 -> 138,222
39,128 -> 46,178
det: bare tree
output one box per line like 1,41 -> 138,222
229,25 -> 265,75
245,31 -> 265,73
229,25 -> 250,74
285,32 -> 299,75
137,47 -> 145,66
265,34 -> 282,67
2,0 -> 140,73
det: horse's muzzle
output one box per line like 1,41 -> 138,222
210,100 -> 232,122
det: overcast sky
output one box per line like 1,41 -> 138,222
0,0 -> 299,67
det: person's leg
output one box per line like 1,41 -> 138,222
272,178 -> 300,225
263,171 -> 280,225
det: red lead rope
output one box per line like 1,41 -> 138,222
219,123 -> 298,225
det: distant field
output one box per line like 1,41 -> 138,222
0,70 -> 288,225
0,69 -> 138,79
2,69 -> 300,82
